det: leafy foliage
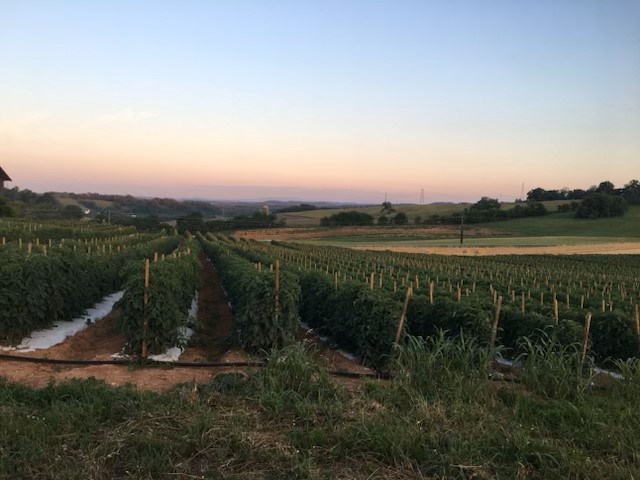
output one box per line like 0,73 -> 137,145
117,242 -> 199,355
0,232 -> 180,343
198,233 -> 300,350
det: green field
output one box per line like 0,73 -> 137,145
278,200 -> 573,226
483,206 -> 640,237
278,202 -> 470,225
55,194 -> 115,209
289,206 -> 640,246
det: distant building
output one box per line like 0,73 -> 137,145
262,205 -> 270,215
0,166 -> 11,193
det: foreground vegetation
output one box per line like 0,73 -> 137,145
2,340 -> 639,479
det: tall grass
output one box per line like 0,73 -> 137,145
392,332 -> 496,402
250,342 -> 342,416
516,333 -> 594,400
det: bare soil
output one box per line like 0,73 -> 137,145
179,254 -> 235,362
353,242 -> 640,256
236,225 -> 497,240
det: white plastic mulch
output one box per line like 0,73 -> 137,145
1,291 -> 124,353
113,291 -> 199,363
300,322 -> 368,367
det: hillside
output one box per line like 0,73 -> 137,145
278,200 -> 573,226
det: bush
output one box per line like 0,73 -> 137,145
576,193 -> 628,219
320,211 -> 374,227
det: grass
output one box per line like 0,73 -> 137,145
290,206 -> 640,247
2,339 -> 639,479
481,206 -> 640,237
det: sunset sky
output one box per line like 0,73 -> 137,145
1,1 -> 639,203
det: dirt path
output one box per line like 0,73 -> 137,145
353,242 -> 640,256
180,253 -> 236,362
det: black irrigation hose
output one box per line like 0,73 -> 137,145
0,354 -> 261,368
0,353 -> 389,379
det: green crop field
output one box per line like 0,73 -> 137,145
2,223 -> 640,478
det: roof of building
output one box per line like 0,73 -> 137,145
0,166 -> 11,182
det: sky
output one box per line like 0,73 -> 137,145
1,0 -> 639,203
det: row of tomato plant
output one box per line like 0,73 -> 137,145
117,240 -> 200,356
209,236 -> 639,365
0,219 -> 137,242
0,234 -> 180,344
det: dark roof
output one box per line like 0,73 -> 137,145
0,166 -> 11,182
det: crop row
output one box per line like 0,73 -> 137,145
117,241 -> 200,356
0,219 -> 137,242
0,233 -> 181,343
203,235 -> 640,366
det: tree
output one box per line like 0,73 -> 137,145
62,205 -> 84,219
575,193 -> 628,219
595,181 -> 615,194
0,197 -> 15,217
623,180 -> 640,205
470,197 -> 500,211
320,211 -> 374,226
380,201 -> 396,214
377,216 -> 389,226
177,212 -> 204,233
393,212 -> 409,225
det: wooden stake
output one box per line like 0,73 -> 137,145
553,298 -> 559,324
429,281 -> 434,305
394,286 -> 412,345
275,260 -> 280,323
369,272 -> 374,290
489,296 -> 503,350
581,313 -> 592,363
141,259 -> 150,360
520,292 -> 525,314
635,304 -> 640,352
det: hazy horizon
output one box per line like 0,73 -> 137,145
2,1 -> 638,203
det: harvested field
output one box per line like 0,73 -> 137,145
353,241 -> 640,255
